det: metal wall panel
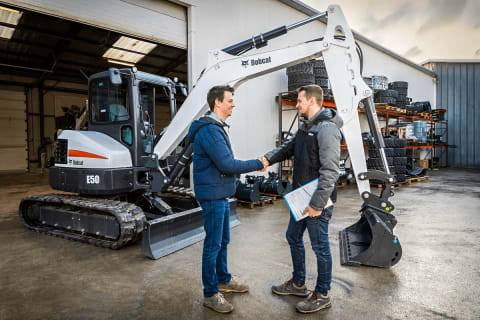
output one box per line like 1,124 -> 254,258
0,89 -> 27,171
433,62 -> 480,168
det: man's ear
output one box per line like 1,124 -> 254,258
214,98 -> 221,108
307,96 -> 315,106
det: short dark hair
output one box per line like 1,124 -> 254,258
207,85 -> 234,111
297,84 -> 324,106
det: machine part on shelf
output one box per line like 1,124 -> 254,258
235,176 -> 262,202
370,75 -> 389,90
369,148 -> 394,158
377,89 -> 399,99
286,61 -> 313,74
393,157 -> 407,166
409,101 -> 432,114
288,72 -> 315,92
375,96 -> 397,105
407,167 -> 427,177
367,157 -> 393,167
315,78 -> 329,88
395,165 -> 407,174
363,76 -> 373,89
337,159 -> 350,184
312,59 -> 328,78
394,148 -> 406,157
259,172 -> 293,195
388,81 -> 408,89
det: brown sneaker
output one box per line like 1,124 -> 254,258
296,291 -> 331,313
272,279 -> 310,297
203,292 -> 234,313
218,278 -> 249,293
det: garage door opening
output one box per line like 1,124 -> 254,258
0,2 -> 187,172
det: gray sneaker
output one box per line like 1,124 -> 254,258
296,291 -> 331,313
203,292 -> 234,313
271,279 -> 310,297
218,278 -> 249,293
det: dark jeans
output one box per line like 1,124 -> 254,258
286,206 -> 333,295
199,199 -> 232,297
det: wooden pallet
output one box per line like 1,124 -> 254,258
375,104 -> 397,111
406,176 -> 430,184
259,192 -> 281,201
370,180 -> 407,189
370,176 -> 430,188
237,196 -> 274,209
337,181 -> 348,188
237,199 -> 265,209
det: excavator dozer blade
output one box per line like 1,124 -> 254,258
339,208 -> 402,267
142,199 -> 239,259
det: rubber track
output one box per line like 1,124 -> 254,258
19,194 -> 145,249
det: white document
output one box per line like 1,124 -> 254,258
283,178 -> 333,222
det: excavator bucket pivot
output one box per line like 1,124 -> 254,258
339,208 -> 402,267
142,199 -> 239,259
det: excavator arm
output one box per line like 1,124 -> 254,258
148,5 -> 402,267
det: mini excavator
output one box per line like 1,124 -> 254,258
20,5 -> 401,267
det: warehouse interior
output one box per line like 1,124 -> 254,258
0,4 -> 187,172
0,1 -> 479,319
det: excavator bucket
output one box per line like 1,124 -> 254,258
142,199 -> 239,259
339,207 -> 402,267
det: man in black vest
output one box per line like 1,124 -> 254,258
262,84 -> 343,313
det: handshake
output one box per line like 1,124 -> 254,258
258,156 -> 270,172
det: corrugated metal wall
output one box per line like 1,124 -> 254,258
429,62 -> 480,168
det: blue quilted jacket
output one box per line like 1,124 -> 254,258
187,113 -> 263,201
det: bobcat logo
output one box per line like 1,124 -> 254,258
241,60 -> 249,68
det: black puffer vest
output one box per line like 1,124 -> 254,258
292,117 -> 338,202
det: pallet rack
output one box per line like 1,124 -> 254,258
276,91 -> 447,174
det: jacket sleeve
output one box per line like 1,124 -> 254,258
309,123 -> 342,210
200,126 -> 263,175
264,135 -> 296,164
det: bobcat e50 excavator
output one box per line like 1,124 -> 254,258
19,5 -> 401,267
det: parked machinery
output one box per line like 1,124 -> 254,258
19,5 -> 402,267
259,172 -> 292,196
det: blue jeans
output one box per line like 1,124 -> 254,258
286,206 -> 333,295
199,199 -> 232,297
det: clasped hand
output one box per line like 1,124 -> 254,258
257,156 -> 269,172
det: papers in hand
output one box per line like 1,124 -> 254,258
283,178 -> 333,221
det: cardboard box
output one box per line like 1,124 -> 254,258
417,159 -> 429,168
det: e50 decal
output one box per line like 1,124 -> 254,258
86,175 -> 100,184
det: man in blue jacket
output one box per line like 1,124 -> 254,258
187,85 -> 265,313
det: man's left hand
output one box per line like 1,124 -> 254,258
303,206 -> 323,217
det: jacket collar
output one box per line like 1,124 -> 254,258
206,111 -> 230,130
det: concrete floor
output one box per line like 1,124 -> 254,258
0,168 -> 479,320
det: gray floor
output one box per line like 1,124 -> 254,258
1,168 -> 479,320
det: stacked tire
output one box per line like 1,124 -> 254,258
388,81 -> 408,108
312,59 -> 330,95
287,62 -> 314,92
374,89 -> 399,106
407,101 -> 432,114
367,136 -> 407,183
